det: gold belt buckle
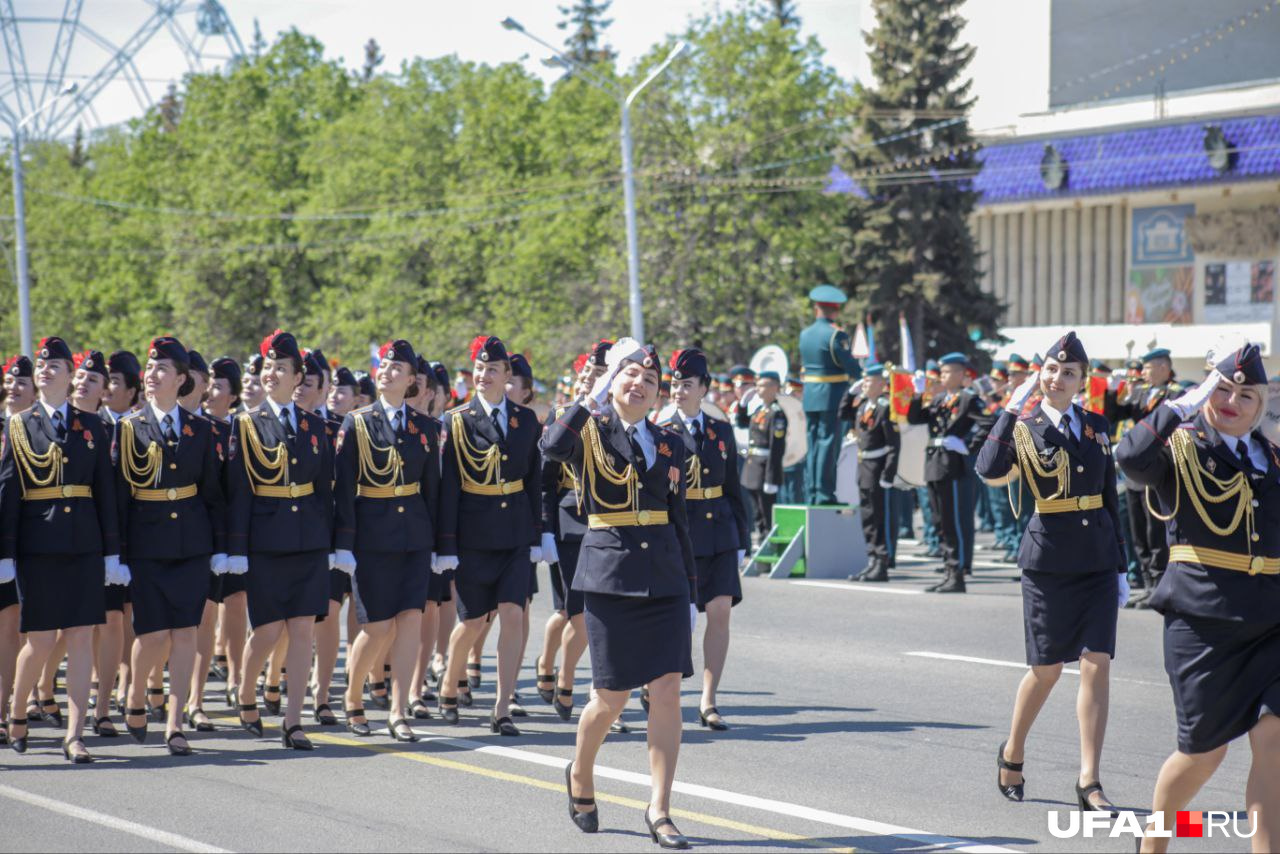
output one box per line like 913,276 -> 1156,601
289,484 -> 301,498
1250,556 -> 1264,576
1076,496 -> 1089,511
166,487 -> 178,501
61,485 -> 73,498
636,509 -> 651,525
393,484 -> 405,497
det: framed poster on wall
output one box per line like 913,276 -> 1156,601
1203,260 -> 1275,323
1125,265 -> 1194,324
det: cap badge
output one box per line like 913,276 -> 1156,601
149,349 -> 158,358
1234,370 -> 1246,384
40,348 -> 49,358
1056,350 -> 1067,361
267,349 -> 277,359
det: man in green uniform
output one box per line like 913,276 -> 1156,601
799,284 -> 862,506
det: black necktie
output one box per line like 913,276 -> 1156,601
393,409 -> 404,435
51,410 -> 66,442
279,407 -> 294,440
491,407 -> 504,439
626,425 -> 647,470
1237,440 -> 1257,475
162,413 -> 177,444
1060,413 -> 1076,448
690,418 -> 703,449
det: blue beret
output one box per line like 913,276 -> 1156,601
938,352 -> 969,367
728,363 -> 754,379
758,370 -> 782,384
1141,348 -> 1171,363
925,359 -> 939,372
863,361 -> 885,377
808,284 -> 848,304
1215,343 -> 1267,386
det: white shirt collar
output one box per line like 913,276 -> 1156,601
40,399 -> 69,423
1038,400 -> 1080,440
476,395 -> 507,420
149,400 -> 184,428
680,409 -> 703,431
379,396 -> 405,423
1218,429 -> 1267,472
265,397 -> 295,422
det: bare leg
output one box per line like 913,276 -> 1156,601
91,610 -> 123,733
344,618 -> 390,726
558,615 -> 588,699
127,630 -> 170,734
165,627 -> 197,747
0,605 -> 18,728
237,621 -> 285,727
220,593 -> 248,694
434,590 -> 457,673
282,616 -> 315,730
1246,715 -> 1280,854
412,603 -> 439,702
61,626 -> 93,755
187,601 -> 217,727
570,686 -> 629,814
117,604 -> 135,710
312,599 -> 342,714
1000,663 -> 1063,788
36,630 -> 68,713
1077,652 -> 1114,808
493,603 -> 524,719
264,632 -> 287,702
10,631 -> 57,743
388,609 -> 423,726
469,617 -> 492,684
440,617 -> 486,704
645,672 -> 684,819
1140,746 -> 1230,853
699,596 -> 732,721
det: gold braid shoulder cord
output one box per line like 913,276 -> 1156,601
1007,420 -> 1072,517
1145,428 -> 1254,541
118,419 -> 163,492
6,413 -> 62,496
237,413 -> 288,494
354,412 -> 402,487
580,417 -> 639,512
451,410 -> 501,491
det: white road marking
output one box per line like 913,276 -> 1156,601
406,730 -> 1013,852
0,783 -> 229,853
904,651 -> 1165,687
792,580 -> 924,596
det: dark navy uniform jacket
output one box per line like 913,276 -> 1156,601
0,405 -> 119,559
334,404 -> 440,554
113,406 -> 226,562
841,392 -> 900,488
438,396 -> 540,555
736,400 -> 786,491
543,402 -> 696,599
1116,404 -> 1280,622
906,389 -> 991,482
657,412 -> 749,557
226,405 -> 334,556
977,404 -> 1125,574
541,406 -> 587,544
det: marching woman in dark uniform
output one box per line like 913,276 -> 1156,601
0,336 -> 123,763
226,330 -> 333,751
976,332 -> 1128,813
434,335 -> 541,736
335,339 -> 440,742
0,355 -> 34,743
1117,344 -> 1280,853
544,338 -> 697,848
661,348 -> 748,732
115,338 -> 227,756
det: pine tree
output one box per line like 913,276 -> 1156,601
157,84 -> 182,133
557,1 -> 616,66
69,125 -> 87,169
836,0 -> 1001,367
769,0 -> 799,27
360,38 -> 384,81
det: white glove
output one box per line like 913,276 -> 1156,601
210,553 -> 229,576
689,603 -> 698,634
0,559 -> 14,584
878,479 -> 894,489
540,533 -> 560,565
529,546 -> 543,564
1117,573 -> 1130,608
942,435 -> 969,455
104,555 -> 130,586
912,373 -> 926,394
226,555 -> 249,575
736,549 -> 746,566
763,483 -> 779,495
327,552 -> 337,570
1166,370 -> 1224,420
333,549 -> 357,576
433,554 -> 459,574
1005,371 -> 1040,414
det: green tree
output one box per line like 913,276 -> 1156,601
558,1 -> 616,66
836,0 -> 1000,366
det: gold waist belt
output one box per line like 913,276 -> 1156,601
588,510 -> 670,530
1168,545 -> 1280,577
1035,494 -> 1102,514
461,481 -> 524,496
22,485 -> 92,501
803,373 -> 848,383
253,482 -> 314,499
132,485 -> 199,502
686,486 -> 723,501
357,482 -> 421,499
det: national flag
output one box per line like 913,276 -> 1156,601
898,313 -> 916,372
889,371 -> 914,422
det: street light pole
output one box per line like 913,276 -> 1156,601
8,83 -> 77,358
501,17 -> 687,343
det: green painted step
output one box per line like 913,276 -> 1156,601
753,554 -> 781,564
768,536 -> 792,545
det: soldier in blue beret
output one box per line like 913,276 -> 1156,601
839,361 -> 900,582
799,285 -> 862,505
1117,344 -> 1280,849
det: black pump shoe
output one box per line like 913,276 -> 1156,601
125,707 -> 150,743
466,661 -> 482,690
644,809 -> 691,849
438,695 -> 460,725
698,706 -> 729,731
61,737 -> 93,765
282,724 -> 313,751
565,762 -> 599,833
261,684 -> 282,716
238,703 -> 264,737
39,697 -> 63,728
490,710 -> 519,737
185,708 -> 215,733
9,718 -> 28,753
1076,781 -> 1118,816
456,680 -> 474,708
996,740 -> 1024,802
344,707 -> 371,737
388,718 -> 418,743
535,664 -> 557,704
166,731 -> 193,757
554,688 -> 574,721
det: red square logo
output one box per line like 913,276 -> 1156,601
1176,811 -> 1203,838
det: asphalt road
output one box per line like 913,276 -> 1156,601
0,528 -> 1257,853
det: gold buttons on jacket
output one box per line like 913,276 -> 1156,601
291,457 -> 298,465
705,512 -> 713,519
1081,519 -> 1089,526
640,542 -> 649,550
703,467 -> 710,474
63,506 -> 71,514
502,454 -> 509,461
291,505 -> 298,512
169,463 -> 177,470
1076,465 -> 1084,473
500,501 -> 508,509
170,512 -> 178,519
397,506 -> 405,514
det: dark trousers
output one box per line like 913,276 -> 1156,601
1125,487 -> 1168,581
805,409 -> 841,505
859,479 -> 897,566
749,488 -> 776,540
928,478 -> 964,574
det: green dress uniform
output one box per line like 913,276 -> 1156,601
800,285 -> 861,506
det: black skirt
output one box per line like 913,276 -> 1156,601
695,551 -> 742,611
352,549 -> 431,623
1021,569 -> 1118,665
0,579 -> 18,611
245,550 -> 329,628
552,539 -> 584,617
105,583 -> 131,612
208,571 -> 247,604
328,568 -> 351,604
16,554 -> 105,633
130,556 -> 209,635
426,568 -> 453,604
1164,614 -> 1280,754
584,591 -> 692,691
454,548 -> 531,621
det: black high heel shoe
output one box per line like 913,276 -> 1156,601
438,695 -> 459,725
39,697 -> 63,728
509,694 -> 528,718
457,680 -> 474,708
466,661 -> 482,690
238,703 -> 264,737
91,715 -> 119,738
699,706 -> 729,731
261,684 -> 282,716
225,685 -> 238,707
282,724 -> 313,751
185,708 -> 215,733
554,688 -> 574,722
535,662 -> 556,704
312,703 -> 338,726
344,707 -> 371,737
61,737 -> 93,765
210,654 -> 229,682
564,762 -> 598,833
166,731 -> 193,757
996,740 -> 1024,802
407,699 -> 433,720
489,709 -> 519,737
9,718 -> 28,753
146,688 -> 166,723
125,707 -> 150,743
388,718 -> 418,743
366,680 -> 390,711
1075,781 -> 1118,816
644,809 -> 690,849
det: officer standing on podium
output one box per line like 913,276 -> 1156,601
799,284 -> 861,506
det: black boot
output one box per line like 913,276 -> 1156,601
861,561 -> 889,582
930,568 -> 966,593
848,558 -> 878,582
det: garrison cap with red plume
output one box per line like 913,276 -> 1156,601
4,354 -> 32,378
587,339 -> 613,368
378,339 -> 417,369
148,336 -> 189,367
260,329 -> 302,365
469,335 -> 509,364
36,336 -> 74,363
669,347 -> 709,381
74,350 -> 109,380
571,353 -> 589,375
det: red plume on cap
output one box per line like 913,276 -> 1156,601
668,349 -> 683,370
259,329 -> 283,358
3,355 -> 18,374
378,340 -> 394,361
38,337 -> 51,350
469,335 -> 489,362
73,351 -> 87,369
572,353 -> 589,374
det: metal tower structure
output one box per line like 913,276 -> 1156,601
0,0 -> 244,139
